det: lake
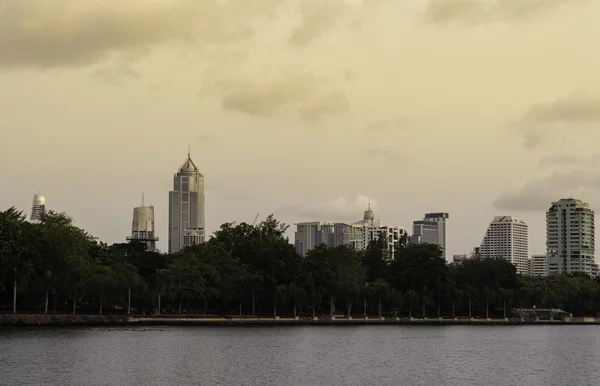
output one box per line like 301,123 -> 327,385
1,325 -> 599,385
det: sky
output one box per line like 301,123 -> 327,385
1,0 -> 600,258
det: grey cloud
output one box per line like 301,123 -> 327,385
364,143 -> 407,161
288,0 -> 388,47
0,0 -> 381,68
91,61 -> 140,85
289,1 -> 348,47
424,0 -> 583,25
0,0 -> 288,68
538,154 -> 582,167
514,92 -> 600,149
297,195 -> 377,222
493,169 -> 600,211
196,133 -> 218,143
521,92 -> 600,125
219,72 -> 349,121
368,116 -> 411,131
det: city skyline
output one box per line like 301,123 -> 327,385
2,0 -> 600,258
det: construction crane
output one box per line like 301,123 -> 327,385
252,213 -> 260,226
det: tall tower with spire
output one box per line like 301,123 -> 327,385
168,151 -> 205,254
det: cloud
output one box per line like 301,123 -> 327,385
298,194 -> 378,221
363,144 -> 406,161
538,154 -> 582,167
196,133 -> 218,143
513,92 -> 600,148
91,60 -> 140,85
288,0 -> 389,47
493,169 -> 600,211
368,116 -> 411,131
0,0 -> 386,68
219,72 -> 349,121
424,0 -> 583,25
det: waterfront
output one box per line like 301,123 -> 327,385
2,326 -> 600,385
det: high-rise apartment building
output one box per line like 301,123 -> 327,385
546,198 -> 595,275
30,193 -> 46,222
294,221 -> 335,257
126,194 -> 159,252
529,254 -> 548,277
479,216 -> 529,274
411,212 -> 449,261
168,152 -> 205,254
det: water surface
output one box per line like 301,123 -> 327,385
1,325 -> 599,385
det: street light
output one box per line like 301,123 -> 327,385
13,268 -> 17,314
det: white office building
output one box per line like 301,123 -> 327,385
411,213 -> 449,261
168,152 -> 205,254
479,216 -> 529,274
529,254 -> 548,277
546,198 -> 595,275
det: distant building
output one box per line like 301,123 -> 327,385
452,254 -> 470,264
126,194 -> 159,252
294,221 -> 335,257
168,151 -> 205,254
293,202 -> 406,259
183,228 -> 205,249
30,193 -> 46,222
529,254 -> 548,277
411,213 -> 449,261
546,198 -> 595,275
479,216 -> 529,275
359,225 -> 406,260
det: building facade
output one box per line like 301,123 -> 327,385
411,213 -> 449,261
546,198 -> 595,275
479,216 -> 529,274
30,193 -> 46,222
294,221 -> 335,257
126,194 -> 159,252
168,152 -> 205,254
529,254 -> 548,277
293,203 -> 406,259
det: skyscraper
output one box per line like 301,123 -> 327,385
546,198 -> 595,275
479,216 -> 529,274
168,151 -> 205,254
126,194 -> 159,252
30,193 -> 46,222
411,212 -> 449,261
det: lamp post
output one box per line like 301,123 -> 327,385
13,268 -> 17,314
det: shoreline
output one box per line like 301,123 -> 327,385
3,314 -> 600,327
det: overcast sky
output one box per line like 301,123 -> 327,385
2,0 -> 600,258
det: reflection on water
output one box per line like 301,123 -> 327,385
2,326 -> 600,386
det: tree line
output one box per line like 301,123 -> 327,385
1,207 -> 600,317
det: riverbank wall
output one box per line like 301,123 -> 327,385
3,314 -> 600,327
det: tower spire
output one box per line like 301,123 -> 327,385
142,193 -> 145,207
188,144 -> 191,158
368,197 -> 371,211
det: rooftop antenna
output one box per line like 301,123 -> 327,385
368,197 -> 371,211
142,193 -> 145,207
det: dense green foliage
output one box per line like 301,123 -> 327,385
1,207 -> 600,316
